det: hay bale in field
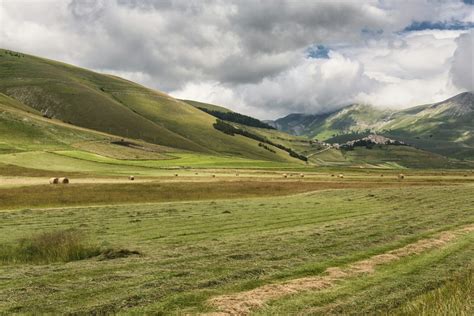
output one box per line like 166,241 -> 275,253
398,173 -> 405,180
174,173 -> 179,177
49,177 -> 59,184
195,172 -> 199,175
338,174 -> 344,178
331,174 -> 335,177
129,175 -> 135,181
283,173 -> 288,178
300,173 -> 304,178
58,177 -> 69,184
212,174 -> 216,178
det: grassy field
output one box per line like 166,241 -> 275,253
0,49 -> 473,314
0,174 -> 472,314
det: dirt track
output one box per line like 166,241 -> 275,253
208,225 -> 474,315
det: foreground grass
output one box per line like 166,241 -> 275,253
393,269 -> 473,316
0,184 -> 472,314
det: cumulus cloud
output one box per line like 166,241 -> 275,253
450,30 -> 474,91
0,0 -> 473,118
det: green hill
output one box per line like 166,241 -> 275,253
272,93 -> 474,159
181,99 -> 328,160
179,99 -> 233,113
381,92 -> 474,159
0,93 -> 307,173
174,99 -> 470,168
1,49 -> 470,169
0,49 -> 301,163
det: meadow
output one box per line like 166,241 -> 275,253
0,167 -> 473,314
0,46 -> 473,315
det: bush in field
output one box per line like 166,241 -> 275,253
0,229 -> 101,264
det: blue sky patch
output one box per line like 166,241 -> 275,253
403,20 -> 474,32
306,45 -> 329,59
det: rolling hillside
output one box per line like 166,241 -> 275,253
0,92 -> 308,173
181,99 -> 330,159
0,49 -> 301,163
179,99 -> 472,169
1,49 -> 471,168
271,92 -> 474,159
382,92 -> 474,159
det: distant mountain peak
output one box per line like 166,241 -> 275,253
426,91 -> 473,117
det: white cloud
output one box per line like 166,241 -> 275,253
450,30 -> 474,91
0,0 -> 473,119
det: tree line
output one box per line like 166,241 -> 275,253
198,107 -> 275,129
213,119 -> 307,161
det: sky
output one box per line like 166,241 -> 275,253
0,0 -> 473,119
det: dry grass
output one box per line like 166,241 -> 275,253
0,162 -> 91,177
0,180 -> 451,210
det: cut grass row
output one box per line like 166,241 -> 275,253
0,185 -> 472,313
0,180 -> 442,210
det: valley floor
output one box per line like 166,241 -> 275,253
0,168 -> 473,314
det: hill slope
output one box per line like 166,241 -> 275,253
0,49 -> 299,163
382,92 -> 474,159
178,99 -> 471,168
272,92 -> 474,159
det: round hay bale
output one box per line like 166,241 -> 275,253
338,174 -> 344,179
58,177 -> 69,184
195,172 -> 199,175
49,177 -> 59,184
212,174 -> 216,178
300,173 -> 304,178
129,175 -> 135,181
380,174 -> 384,177
174,173 -> 178,177
283,173 -> 287,178
331,174 -> 335,177
398,173 -> 405,180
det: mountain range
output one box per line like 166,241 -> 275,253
269,92 -> 474,159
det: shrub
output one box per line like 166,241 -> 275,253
258,142 -> 276,153
0,229 -> 101,264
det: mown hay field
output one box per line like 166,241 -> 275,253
0,181 -> 472,314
